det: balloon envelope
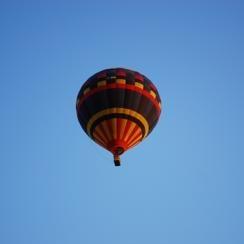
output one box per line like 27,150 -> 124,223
76,68 -> 162,166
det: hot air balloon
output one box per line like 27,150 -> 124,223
76,68 -> 162,166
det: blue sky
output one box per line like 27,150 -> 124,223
0,0 -> 243,243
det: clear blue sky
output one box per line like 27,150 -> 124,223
0,1 -> 243,243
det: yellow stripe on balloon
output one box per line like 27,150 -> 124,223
87,108 -> 149,139
119,118 -> 128,140
93,126 -> 108,145
135,82 -> 144,89
123,121 -> 137,142
150,90 -> 156,98
97,80 -> 107,87
116,79 -> 126,84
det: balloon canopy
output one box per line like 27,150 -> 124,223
76,68 -> 162,166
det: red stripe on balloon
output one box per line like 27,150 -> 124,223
78,83 -> 161,115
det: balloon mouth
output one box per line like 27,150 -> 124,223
108,140 -> 127,155
115,147 -> 124,155
107,140 -> 127,166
